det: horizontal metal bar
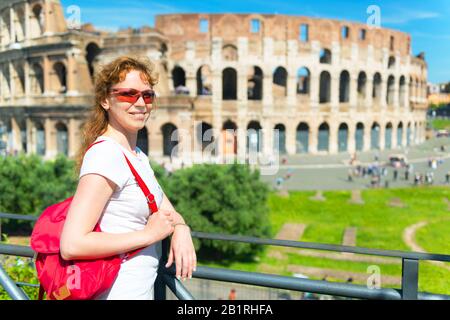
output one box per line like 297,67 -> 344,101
164,266 -> 450,301
1,212 -> 449,262
191,231 -> 450,263
162,274 -> 195,300
16,282 -> 40,288
1,240 -> 449,301
0,212 -> 38,222
0,244 -> 35,258
0,264 -> 30,300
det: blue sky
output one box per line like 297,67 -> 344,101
60,0 -> 450,83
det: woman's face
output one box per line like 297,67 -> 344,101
102,70 -> 154,133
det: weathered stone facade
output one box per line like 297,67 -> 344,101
0,2 -> 429,164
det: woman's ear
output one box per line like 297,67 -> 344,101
101,98 -> 110,111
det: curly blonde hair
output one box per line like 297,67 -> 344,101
75,56 -> 159,174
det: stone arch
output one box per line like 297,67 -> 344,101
161,123 -> 179,157
30,3 -> 44,38
223,67 -> 237,100
247,121 -> 263,154
320,48 -> 332,64
222,44 -> 238,61
196,121 -> 214,152
355,122 -> 364,151
273,123 -> 286,154
399,76 -> 406,107
222,120 -> 237,155
341,25 -> 350,39
414,122 -> 418,143
248,66 -> 263,100
30,62 -> 44,94
414,78 -> 420,99
52,62 -> 67,93
371,122 -> 380,150
296,122 -> 309,153
273,66 -> 288,97
339,70 -> 350,103
16,118 -> 27,153
387,75 -> 395,105
406,122 -> 412,146
13,62 -> 25,96
397,122 -> 403,147
14,6 -> 26,42
388,56 -> 396,69
357,71 -> 367,102
35,120 -> 46,156
55,122 -> 69,156
319,71 -> 331,103
409,76 -> 415,99
1,11 -> 11,44
297,67 -> 310,95
385,122 -> 393,149
85,42 -> 101,80
196,65 -> 212,95
318,122 -> 330,152
1,64 -> 11,97
338,123 -> 349,152
372,73 -> 382,103
172,66 -> 187,94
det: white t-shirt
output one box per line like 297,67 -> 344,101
79,135 -> 164,300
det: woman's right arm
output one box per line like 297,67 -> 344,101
60,173 -> 174,261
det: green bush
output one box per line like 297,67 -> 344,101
0,154 -> 77,232
162,162 -> 272,262
0,256 -> 39,300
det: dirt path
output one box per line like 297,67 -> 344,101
402,221 -> 450,271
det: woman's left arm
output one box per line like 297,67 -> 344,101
159,193 -> 197,281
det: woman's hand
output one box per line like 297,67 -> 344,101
165,222 -> 197,281
143,209 -> 175,244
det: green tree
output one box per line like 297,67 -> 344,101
0,154 -> 77,232
163,162 -> 271,261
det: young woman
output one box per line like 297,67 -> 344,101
60,56 -> 196,300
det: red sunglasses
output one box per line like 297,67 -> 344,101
110,88 -> 156,105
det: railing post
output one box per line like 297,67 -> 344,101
0,265 -> 30,300
401,258 -> 419,300
154,237 -> 169,300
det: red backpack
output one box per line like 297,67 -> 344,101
30,140 -> 159,300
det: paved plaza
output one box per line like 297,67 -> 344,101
259,137 -> 450,190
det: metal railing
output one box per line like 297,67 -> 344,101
1,212 -> 450,300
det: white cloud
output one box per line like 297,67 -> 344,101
381,9 -> 440,25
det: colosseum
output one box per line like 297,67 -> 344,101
0,0 -> 429,166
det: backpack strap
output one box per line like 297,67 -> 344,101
121,154 -> 160,260
38,284 -> 45,300
86,140 -> 106,153
122,154 -> 159,214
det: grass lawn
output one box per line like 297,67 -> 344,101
430,119 -> 450,130
2,187 -> 449,297
200,186 -> 450,295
